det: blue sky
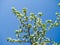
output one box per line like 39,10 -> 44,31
0,0 -> 60,45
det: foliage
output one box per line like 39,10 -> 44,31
6,3 -> 60,45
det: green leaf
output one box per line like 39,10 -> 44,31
42,24 -> 46,29
38,12 -> 43,16
46,20 -> 52,23
58,3 -> 60,7
28,24 -> 32,28
32,42 -> 38,45
30,34 -> 34,39
23,8 -> 27,13
57,18 -> 60,20
15,11 -> 20,15
16,34 -> 20,38
56,12 -> 59,16
33,26 -> 37,31
30,13 -> 36,20
16,29 -> 23,34
22,8 -> 27,16
6,37 -> 12,41
41,42 -> 46,45
54,22 -> 59,27
12,7 -> 16,12
15,39 -> 22,43
6,38 -> 15,43
24,16 -> 28,21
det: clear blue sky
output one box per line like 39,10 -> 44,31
0,0 -> 60,45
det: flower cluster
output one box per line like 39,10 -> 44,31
7,3 -> 60,45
